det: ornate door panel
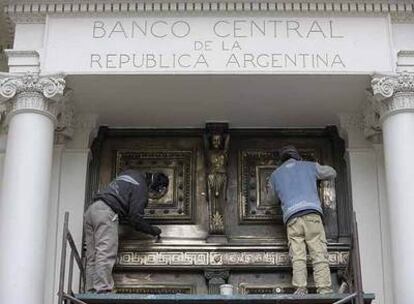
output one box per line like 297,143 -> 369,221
87,126 -> 351,294
225,128 -> 345,242
115,150 -> 195,223
93,129 -> 208,240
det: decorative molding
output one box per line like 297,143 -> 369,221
239,150 -> 281,224
0,72 -> 66,122
210,211 -> 225,235
4,2 -> 414,24
118,250 -> 349,268
371,72 -> 414,121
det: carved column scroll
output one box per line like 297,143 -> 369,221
371,72 -> 414,120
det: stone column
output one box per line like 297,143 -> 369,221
371,72 -> 414,304
0,72 -> 66,304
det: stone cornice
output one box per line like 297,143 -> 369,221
371,72 -> 414,121
0,72 -> 66,122
4,2 -> 414,24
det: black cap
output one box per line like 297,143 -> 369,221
148,172 -> 169,193
279,145 -> 301,162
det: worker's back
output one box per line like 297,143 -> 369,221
270,158 -> 322,224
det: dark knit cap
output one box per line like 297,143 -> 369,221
279,145 -> 302,162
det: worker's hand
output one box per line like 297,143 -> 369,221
152,226 -> 162,237
155,234 -> 161,243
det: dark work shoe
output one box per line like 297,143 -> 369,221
97,289 -> 112,294
294,287 -> 308,295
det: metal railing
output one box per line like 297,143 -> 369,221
57,212 -> 87,304
57,211 -> 365,304
332,211 -> 364,304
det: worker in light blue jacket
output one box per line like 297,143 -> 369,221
269,145 -> 336,295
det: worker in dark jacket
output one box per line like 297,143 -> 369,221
84,169 -> 168,293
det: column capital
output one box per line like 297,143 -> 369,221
0,72 -> 66,122
371,72 -> 414,121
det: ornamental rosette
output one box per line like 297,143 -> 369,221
0,72 -> 66,103
371,72 -> 414,100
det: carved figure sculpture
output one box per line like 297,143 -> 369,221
204,124 -> 230,234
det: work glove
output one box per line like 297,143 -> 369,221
152,226 -> 162,237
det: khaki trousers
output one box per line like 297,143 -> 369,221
84,200 -> 119,292
287,213 -> 332,293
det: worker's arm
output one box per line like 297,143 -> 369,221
316,163 -> 337,180
128,183 -> 162,236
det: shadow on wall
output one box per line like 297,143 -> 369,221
0,46 -> 10,72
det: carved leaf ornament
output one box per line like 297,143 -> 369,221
372,72 -> 414,100
0,72 -> 65,102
